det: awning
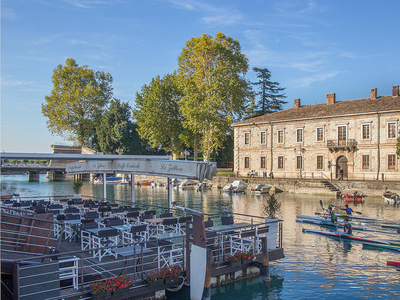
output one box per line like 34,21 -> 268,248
66,160 -> 217,182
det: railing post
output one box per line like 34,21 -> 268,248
261,236 -> 270,282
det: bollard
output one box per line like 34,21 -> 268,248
201,250 -> 212,300
261,236 -> 270,282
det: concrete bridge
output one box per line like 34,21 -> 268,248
0,166 -> 67,182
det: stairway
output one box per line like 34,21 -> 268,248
321,181 -> 341,194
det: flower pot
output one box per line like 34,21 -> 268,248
112,287 -> 130,297
228,260 -> 241,268
242,259 -> 252,266
146,278 -> 165,287
165,276 -> 180,285
91,291 -> 112,300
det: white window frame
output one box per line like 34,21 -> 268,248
316,127 -> 324,142
278,156 -> 284,169
388,122 -> 397,139
244,132 -> 250,145
361,123 -> 371,140
260,131 -> 267,145
277,130 -> 284,144
296,128 -> 303,143
337,125 -> 347,145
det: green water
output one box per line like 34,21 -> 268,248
2,174 -> 400,299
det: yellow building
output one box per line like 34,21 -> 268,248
232,85 -> 400,181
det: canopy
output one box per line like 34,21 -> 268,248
66,159 -> 217,182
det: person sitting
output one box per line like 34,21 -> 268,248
324,205 -> 337,224
339,219 -> 352,236
345,204 -> 353,215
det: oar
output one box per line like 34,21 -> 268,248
332,205 -> 363,215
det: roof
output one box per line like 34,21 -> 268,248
233,95 -> 400,126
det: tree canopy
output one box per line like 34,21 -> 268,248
42,58 -> 113,147
251,67 -> 286,117
134,72 -> 185,159
178,32 -> 253,161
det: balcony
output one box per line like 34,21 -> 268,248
327,139 -> 357,151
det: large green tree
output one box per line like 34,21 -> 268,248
178,32 -> 253,161
251,67 -> 287,117
42,58 -> 113,147
96,99 -> 134,154
134,72 -> 185,159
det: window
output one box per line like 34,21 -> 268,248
244,157 -> 250,169
362,124 -> 370,140
260,157 -> 266,168
296,128 -> 303,143
296,156 -> 303,169
277,130 -> 284,144
278,156 -> 284,169
317,156 -> 323,170
260,131 -> 266,144
388,154 -> 396,169
362,155 -> 370,169
388,122 -> 397,139
338,125 -> 347,145
316,127 -> 324,142
244,132 -> 250,145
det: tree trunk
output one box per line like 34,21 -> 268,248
194,135 -> 198,161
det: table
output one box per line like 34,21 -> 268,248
111,245 -> 154,278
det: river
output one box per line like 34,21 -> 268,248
1,174 -> 400,299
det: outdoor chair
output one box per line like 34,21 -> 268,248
178,216 -> 192,234
91,228 -> 119,261
124,211 -> 140,225
144,209 -> 157,216
160,212 -> 173,218
123,224 -> 148,244
158,218 -> 179,234
221,216 -> 234,225
230,228 -> 256,255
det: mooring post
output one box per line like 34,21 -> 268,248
131,173 -> 135,205
261,236 -> 270,282
201,249 -> 212,300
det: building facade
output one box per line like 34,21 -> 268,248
232,85 -> 400,181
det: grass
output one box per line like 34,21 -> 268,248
217,171 -> 234,176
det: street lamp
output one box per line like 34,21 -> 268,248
294,147 -> 306,179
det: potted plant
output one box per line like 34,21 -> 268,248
226,254 -> 241,267
145,265 -> 181,287
211,261 -> 220,270
240,252 -> 255,265
164,265 -> 181,285
90,273 -> 133,300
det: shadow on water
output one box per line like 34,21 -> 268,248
166,275 -> 284,300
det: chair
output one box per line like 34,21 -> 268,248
140,214 -> 153,223
160,212 -> 173,218
65,207 -> 80,215
204,220 -> 214,228
105,218 -> 124,227
230,229 -> 256,255
178,216 -> 192,234
124,211 -> 140,225
84,212 -> 99,220
123,224 -> 148,244
158,218 -> 178,234
221,216 -> 234,225
144,210 -> 157,216
80,221 -> 98,251
59,256 -> 80,290
92,228 -> 120,261
110,203 -> 119,208
34,206 -> 47,214
98,206 -> 112,217
65,214 -> 80,220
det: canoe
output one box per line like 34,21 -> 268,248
362,242 -> 400,251
387,261 -> 400,267
302,229 -> 390,245
315,212 -> 376,221
296,214 -> 368,226
296,219 -> 372,232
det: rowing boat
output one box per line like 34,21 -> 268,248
362,242 -> 400,251
296,215 -> 368,226
302,229 -> 390,244
387,261 -> 400,267
315,212 -> 377,221
296,219 -> 372,231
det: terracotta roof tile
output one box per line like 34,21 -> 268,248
233,95 -> 400,126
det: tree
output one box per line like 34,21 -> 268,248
264,193 -> 281,219
97,99 -> 132,154
251,67 -> 286,117
42,58 -> 113,147
134,72 -> 185,159
178,32 -> 253,161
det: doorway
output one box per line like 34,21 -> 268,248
336,156 -> 348,179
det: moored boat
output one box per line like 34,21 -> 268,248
223,180 -> 248,193
362,242 -> 400,252
195,181 -> 213,190
383,191 -> 399,204
387,261 -> 400,267
341,189 -> 365,203
250,184 -> 271,194
178,179 -> 198,190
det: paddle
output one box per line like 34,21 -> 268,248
338,207 -> 363,215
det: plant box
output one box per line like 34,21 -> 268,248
91,291 -> 112,300
146,278 -> 165,288
112,287 -> 130,298
242,259 -> 252,265
228,260 -> 241,268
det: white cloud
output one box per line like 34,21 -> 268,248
2,8 -> 18,21
291,71 -> 340,88
62,0 -> 123,9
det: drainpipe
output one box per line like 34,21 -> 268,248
376,112 -> 380,180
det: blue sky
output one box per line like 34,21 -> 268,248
1,0 -> 399,153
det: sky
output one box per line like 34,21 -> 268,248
1,0 -> 399,153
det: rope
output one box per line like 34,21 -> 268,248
165,276 -> 186,292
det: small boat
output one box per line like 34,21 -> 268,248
296,214 -> 368,226
137,180 -> 154,186
302,229 -> 390,245
223,180 -> 248,193
251,184 -> 271,195
178,179 -> 198,190
315,212 -> 377,221
93,176 -> 122,184
1,189 -> 14,200
341,189 -> 365,202
296,219 -> 372,232
195,181 -> 213,190
383,191 -> 399,204
362,242 -> 400,252
387,261 -> 400,267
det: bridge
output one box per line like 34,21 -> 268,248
0,166 -> 65,175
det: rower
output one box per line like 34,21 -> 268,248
324,205 -> 337,224
339,219 -> 352,236
345,204 -> 353,215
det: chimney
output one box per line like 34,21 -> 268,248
326,93 -> 336,105
294,98 -> 301,108
393,85 -> 399,96
370,88 -> 377,100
